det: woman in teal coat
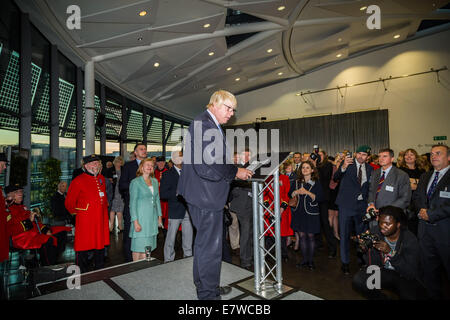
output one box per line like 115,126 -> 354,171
129,158 -> 162,261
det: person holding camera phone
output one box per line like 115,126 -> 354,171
334,145 -> 374,275
352,206 -> 425,300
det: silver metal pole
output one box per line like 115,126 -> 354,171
84,60 -> 95,155
273,169 -> 283,291
252,181 -> 260,292
258,182 -> 265,287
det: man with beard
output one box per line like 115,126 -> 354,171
65,154 -> 110,273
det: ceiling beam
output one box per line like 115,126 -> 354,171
92,21 -> 284,62
150,29 -> 281,101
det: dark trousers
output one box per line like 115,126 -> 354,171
319,202 -> 337,254
38,238 -> 58,266
122,204 -> 132,262
188,204 -> 223,300
339,203 -> 368,264
419,225 -> 450,299
76,249 -> 105,274
222,215 -> 232,263
352,267 -> 425,300
235,211 -> 253,267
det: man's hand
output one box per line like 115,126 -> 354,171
341,156 -> 354,170
418,208 -> 429,221
373,240 -> 391,254
367,203 -> 378,213
236,167 -> 253,180
30,211 -> 38,222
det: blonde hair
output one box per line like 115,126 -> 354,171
280,159 -> 294,174
136,158 -> 155,178
207,90 -> 237,109
113,156 -> 124,166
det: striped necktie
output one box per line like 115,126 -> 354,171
376,171 -> 385,200
427,171 -> 440,200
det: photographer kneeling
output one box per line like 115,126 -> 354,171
352,205 -> 425,299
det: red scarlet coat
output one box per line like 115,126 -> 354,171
154,167 -> 169,228
7,204 -> 71,250
65,172 -> 110,251
0,187 -> 8,262
263,174 -> 293,237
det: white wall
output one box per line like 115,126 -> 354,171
234,29 -> 450,156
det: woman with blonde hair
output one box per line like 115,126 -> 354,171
129,158 -> 162,261
109,156 -> 125,233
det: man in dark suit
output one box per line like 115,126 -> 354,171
229,148 -> 253,270
119,143 -> 147,262
334,145 -> 373,275
414,144 -> 450,299
177,90 -> 253,300
160,150 -> 193,262
367,148 -> 411,216
50,181 -> 74,225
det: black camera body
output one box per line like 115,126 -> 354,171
359,231 -> 380,251
310,153 -> 318,161
346,151 -> 353,158
362,207 -> 378,223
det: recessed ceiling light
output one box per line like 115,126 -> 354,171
278,72 -> 283,76
208,51 -> 215,56
137,37 -> 143,41
277,6 -> 286,11
394,34 -> 401,39
235,78 -> 240,81
360,6 -> 367,11
295,93 -> 301,96
226,67 -> 232,71
153,62 -> 159,67
267,48 -> 273,53
139,11 -> 147,16
203,23 -> 211,28
338,38 -> 342,42
336,53 -> 342,58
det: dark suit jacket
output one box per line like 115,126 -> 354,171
160,167 -> 188,220
334,162 -> 373,210
318,161 -> 333,202
413,168 -> 450,245
119,159 -> 139,204
228,164 -> 252,216
72,167 -> 85,181
50,191 -> 72,223
177,110 -> 238,211
368,166 -> 411,210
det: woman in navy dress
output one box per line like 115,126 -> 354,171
289,160 -> 324,270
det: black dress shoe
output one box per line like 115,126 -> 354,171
341,263 -> 350,275
328,251 -> 337,259
308,262 -> 315,271
219,286 -> 232,296
296,262 -> 309,269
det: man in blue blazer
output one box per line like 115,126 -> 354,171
334,145 -> 373,275
160,150 -> 193,263
414,144 -> 450,299
177,90 -> 253,300
119,143 -> 147,262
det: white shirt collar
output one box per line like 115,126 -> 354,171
381,165 -> 393,177
174,165 -> 182,175
434,165 -> 450,176
207,109 -> 221,130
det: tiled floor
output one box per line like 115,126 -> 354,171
3,229 -> 448,300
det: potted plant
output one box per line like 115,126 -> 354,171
40,157 -> 62,223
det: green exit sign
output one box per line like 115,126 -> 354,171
433,136 -> 447,141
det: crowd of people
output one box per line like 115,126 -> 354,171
0,129 -> 448,300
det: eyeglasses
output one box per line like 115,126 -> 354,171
223,103 -> 236,114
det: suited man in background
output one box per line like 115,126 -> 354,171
367,148 -> 411,222
228,148 -> 253,270
293,152 -> 302,172
334,145 -> 373,275
160,150 -> 193,262
119,143 -> 147,262
414,144 -> 450,299
177,90 -> 253,300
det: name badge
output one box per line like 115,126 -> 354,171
99,192 -> 105,197
440,191 -> 450,199
385,186 -> 394,192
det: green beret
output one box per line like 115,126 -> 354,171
356,145 -> 371,154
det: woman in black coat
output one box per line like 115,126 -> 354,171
289,160 -> 324,270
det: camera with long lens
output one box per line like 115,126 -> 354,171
362,207 -> 378,223
346,151 -> 353,158
310,145 -> 321,162
358,231 -> 380,251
